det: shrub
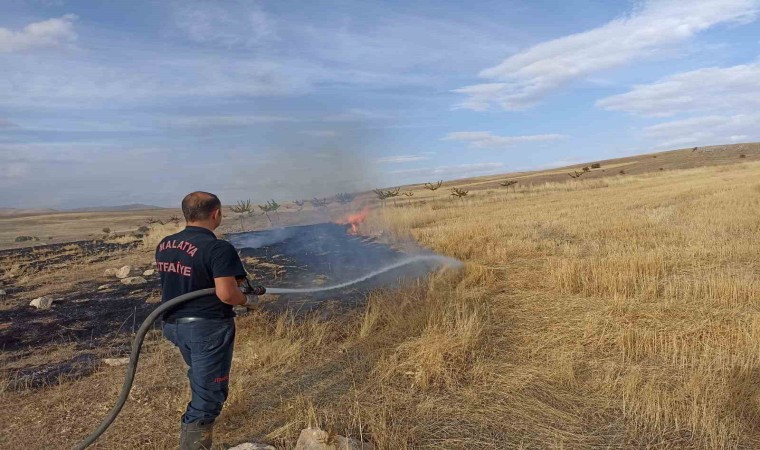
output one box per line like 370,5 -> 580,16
14,236 -> 35,242
102,227 -> 111,234
619,170 -> 626,175
591,163 -> 601,169
740,154 -> 747,158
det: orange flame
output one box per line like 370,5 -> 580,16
337,207 -> 370,235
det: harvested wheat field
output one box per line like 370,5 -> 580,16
2,159 -> 759,449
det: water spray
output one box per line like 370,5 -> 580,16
73,255 -> 460,449
265,255 -> 461,294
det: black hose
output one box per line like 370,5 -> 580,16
73,288 -> 216,450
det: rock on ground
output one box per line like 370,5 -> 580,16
104,268 -> 117,277
228,444 -> 276,450
97,285 -> 110,290
115,265 -> 131,279
295,428 -> 374,450
29,296 -> 55,309
121,276 -> 147,285
0,289 -> 6,300
103,357 -> 129,366
142,269 -> 155,276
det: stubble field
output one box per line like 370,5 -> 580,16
1,149 -> 758,449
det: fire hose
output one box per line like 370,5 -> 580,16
73,286 -> 263,450
73,254 -> 459,449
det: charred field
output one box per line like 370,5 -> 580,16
0,223 -> 444,392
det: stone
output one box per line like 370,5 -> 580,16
30,296 -> 55,309
104,268 -> 117,277
0,289 -> 6,300
121,276 -> 147,285
295,428 -> 373,450
142,269 -> 155,276
228,444 -> 276,450
334,436 -> 373,450
115,265 -> 131,279
103,357 -> 129,366
97,285 -> 110,290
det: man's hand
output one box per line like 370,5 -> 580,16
214,276 -> 247,306
239,279 -> 266,309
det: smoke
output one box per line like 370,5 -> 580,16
221,122 -> 383,205
227,226 -> 297,249
229,223 -> 461,301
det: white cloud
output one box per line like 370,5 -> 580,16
163,115 -> 296,128
455,0 -> 759,110
391,162 -> 504,177
172,1 -> 277,47
644,113 -> 760,148
443,131 -> 565,148
596,63 -> 760,117
375,154 -> 431,163
0,14 -> 77,53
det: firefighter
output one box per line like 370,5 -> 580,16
156,191 -> 256,449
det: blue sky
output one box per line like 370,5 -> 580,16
1,0 -> 759,209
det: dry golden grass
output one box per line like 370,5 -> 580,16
140,222 -> 184,250
2,158 -> 759,449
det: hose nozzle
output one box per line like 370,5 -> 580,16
239,278 -> 266,295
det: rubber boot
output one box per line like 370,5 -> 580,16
180,420 -> 214,450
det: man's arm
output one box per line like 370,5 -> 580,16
210,240 -> 248,306
214,276 -> 246,306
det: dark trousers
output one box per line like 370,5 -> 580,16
163,318 -> 236,424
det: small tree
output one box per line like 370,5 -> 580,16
424,180 -> 443,191
451,187 -> 469,202
402,191 -> 414,205
230,200 -> 252,231
293,200 -> 305,212
258,200 -> 281,226
168,215 -> 181,225
373,187 -> 400,207
499,180 -> 518,192
310,197 -> 330,209
335,193 -> 355,205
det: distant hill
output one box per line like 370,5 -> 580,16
0,204 -> 165,218
67,203 -> 166,212
412,142 -> 760,193
0,208 -> 57,218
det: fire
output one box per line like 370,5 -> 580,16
337,207 -> 370,235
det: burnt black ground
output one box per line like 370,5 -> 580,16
0,224 -> 447,389
229,223 -> 442,311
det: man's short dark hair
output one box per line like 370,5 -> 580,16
182,191 -> 221,222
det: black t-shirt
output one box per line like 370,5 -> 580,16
156,226 -> 246,320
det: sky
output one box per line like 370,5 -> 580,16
1,0 -> 759,209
